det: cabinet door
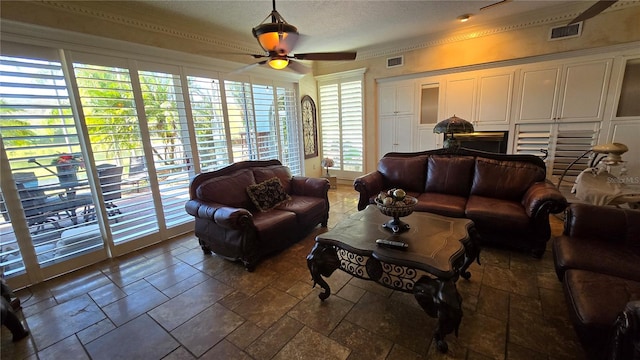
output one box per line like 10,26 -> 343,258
417,126 -> 441,151
558,59 -> 611,122
395,83 -> 415,115
608,120 -> 640,178
379,85 -> 397,116
549,122 -> 600,185
395,115 -> 414,152
477,73 -> 512,125
516,67 -> 560,123
512,123 -> 554,158
444,77 -> 475,121
379,82 -> 415,116
379,115 -> 395,157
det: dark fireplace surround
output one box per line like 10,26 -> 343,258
448,131 -> 509,154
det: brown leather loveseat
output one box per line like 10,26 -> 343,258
354,148 -> 567,257
185,160 -> 330,271
553,203 -> 640,359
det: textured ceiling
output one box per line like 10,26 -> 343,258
136,0 -> 602,55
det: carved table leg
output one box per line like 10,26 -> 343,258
414,276 -> 463,353
459,226 -> 481,280
306,243 -> 340,301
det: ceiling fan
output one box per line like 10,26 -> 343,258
480,0 -> 617,25
235,0 -> 357,73
568,0 -> 617,24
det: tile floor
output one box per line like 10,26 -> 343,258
1,187 -> 586,359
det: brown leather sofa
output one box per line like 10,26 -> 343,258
553,203 -> 640,359
354,148 -> 567,257
185,160 -> 330,271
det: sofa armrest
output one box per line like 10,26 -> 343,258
563,203 -> 640,243
290,176 -> 330,198
521,181 -> 568,219
185,199 -> 253,229
610,300 -> 640,360
354,171 -> 384,211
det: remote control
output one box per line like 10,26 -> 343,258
376,239 -> 409,249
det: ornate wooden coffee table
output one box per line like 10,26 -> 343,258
306,205 -> 480,352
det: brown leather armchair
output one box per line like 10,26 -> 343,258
553,203 -> 640,359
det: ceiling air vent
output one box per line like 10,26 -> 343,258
386,55 -> 404,68
549,22 -> 582,41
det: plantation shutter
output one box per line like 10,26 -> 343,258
318,77 -> 364,175
72,60 -> 160,243
137,68 -> 193,228
187,75 -> 229,171
277,86 -> 301,175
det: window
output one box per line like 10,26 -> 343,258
318,69 -> 365,176
187,76 -> 229,171
0,41 -> 301,285
0,51 -> 91,274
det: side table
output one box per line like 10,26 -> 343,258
323,175 -> 337,189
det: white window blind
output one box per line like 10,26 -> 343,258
252,84 -> 278,160
137,69 -> 192,228
224,80 -> 255,162
319,78 -> 364,174
0,54 -> 98,271
277,86 -> 301,175
73,62 -> 160,242
187,76 -> 229,171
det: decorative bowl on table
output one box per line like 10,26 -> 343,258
375,189 -> 418,233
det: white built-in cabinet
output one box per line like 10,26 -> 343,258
514,58 -> 612,123
377,46 -> 639,180
442,69 -> 514,128
378,81 -> 416,157
443,75 -> 475,122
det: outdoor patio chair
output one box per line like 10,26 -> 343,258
14,172 -> 93,233
97,164 -> 123,221
125,155 -> 148,191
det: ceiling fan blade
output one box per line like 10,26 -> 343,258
569,0 -> 617,24
480,0 -> 510,11
286,60 -> 311,74
278,32 -> 299,55
228,60 -> 267,75
293,52 -> 357,61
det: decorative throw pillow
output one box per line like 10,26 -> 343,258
246,177 -> 291,212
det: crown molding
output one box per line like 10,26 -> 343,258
39,0 -> 260,55
20,0 -> 640,64
357,0 -> 640,60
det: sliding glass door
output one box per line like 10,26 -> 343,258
0,42 -> 302,287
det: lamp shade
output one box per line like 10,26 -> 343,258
268,57 -> 289,70
252,22 -> 298,54
321,157 -> 334,168
433,115 -> 475,134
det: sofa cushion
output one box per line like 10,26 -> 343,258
377,156 -> 427,193
415,192 -> 466,218
425,155 -> 475,197
253,165 -> 293,194
553,234 -> 640,282
197,169 -> 255,209
251,209 -> 297,243
276,195 -> 327,225
471,158 -> 545,201
246,177 -> 291,212
465,195 -> 530,231
563,269 -> 640,356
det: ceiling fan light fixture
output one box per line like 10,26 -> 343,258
457,14 -> 471,22
253,22 -> 298,53
268,57 -> 289,70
